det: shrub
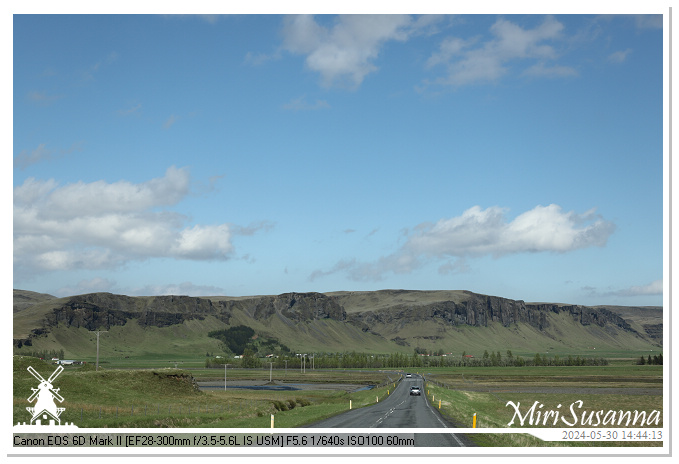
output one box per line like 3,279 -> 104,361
272,400 -> 288,411
295,397 -> 311,407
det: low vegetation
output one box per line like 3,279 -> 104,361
12,356 -> 394,428
13,353 -> 664,448
422,363 -> 663,447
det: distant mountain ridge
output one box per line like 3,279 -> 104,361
13,289 -> 662,356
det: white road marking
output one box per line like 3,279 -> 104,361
422,382 -> 466,447
368,376 -> 466,446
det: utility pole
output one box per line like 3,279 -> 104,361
284,360 -> 288,377
269,362 -> 273,382
94,330 -> 107,371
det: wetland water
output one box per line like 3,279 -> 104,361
197,380 -> 375,392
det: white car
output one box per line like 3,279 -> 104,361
409,386 -> 421,396
406,373 -> 412,378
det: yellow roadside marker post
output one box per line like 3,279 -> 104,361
271,414 -> 274,429
473,413 -> 477,428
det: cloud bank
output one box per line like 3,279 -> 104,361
311,204 -> 615,282
425,16 -> 577,87
279,15 -> 582,90
13,166 -> 255,275
281,14 -> 436,88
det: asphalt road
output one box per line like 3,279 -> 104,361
306,374 -> 470,447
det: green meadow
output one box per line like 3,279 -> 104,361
13,355 -> 663,448
13,356 -> 397,429
419,363 -> 663,447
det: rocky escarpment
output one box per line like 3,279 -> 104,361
15,291 -> 346,346
218,292 -> 346,323
13,289 -> 660,350
642,324 -> 663,343
525,303 -> 636,331
345,291 -> 639,335
42,292 -> 233,331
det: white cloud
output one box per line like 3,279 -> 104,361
56,277 -> 117,296
81,52 -> 119,82
426,36 -> 472,68
244,50 -> 281,66
311,204 -> 615,282
28,91 -> 62,105
281,14 -> 437,88
522,62 -> 578,78
633,15 -> 662,30
282,95 -> 330,111
171,224 -> 234,260
118,103 -> 142,116
163,114 -> 179,129
54,278 -> 225,298
408,204 -> 615,258
615,280 -> 663,297
13,166 -> 247,275
14,144 -> 53,170
424,16 -> 575,87
438,258 -> 470,275
128,281 -> 226,297
608,48 -> 632,63
15,141 -> 84,170
15,165 -> 190,220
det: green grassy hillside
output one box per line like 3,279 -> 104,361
13,289 -> 662,362
327,289 -> 471,313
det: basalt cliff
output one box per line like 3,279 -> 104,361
13,289 -> 662,355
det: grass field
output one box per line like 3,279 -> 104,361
12,356 -> 398,428
13,355 -> 664,448
420,363 -> 663,447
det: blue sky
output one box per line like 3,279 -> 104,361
12,11 -> 667,306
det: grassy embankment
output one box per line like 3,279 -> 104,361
13,356 -> 399,428
418,362 -> 663,447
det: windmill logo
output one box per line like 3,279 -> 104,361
15,365 -> 78,428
